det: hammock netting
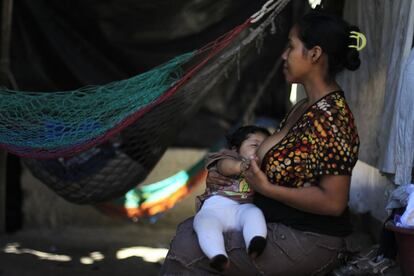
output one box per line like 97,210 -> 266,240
1,0 -> 291,205
0,52 -> 194,155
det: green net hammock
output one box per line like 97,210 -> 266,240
0,53 -> 194,156
7,0 -> 290,203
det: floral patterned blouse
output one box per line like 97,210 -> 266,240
262,90 -> 359,188
255,91 -> 359,236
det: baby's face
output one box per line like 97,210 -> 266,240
238,132 -> 268,159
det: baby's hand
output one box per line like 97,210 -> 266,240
240,158 -> 251,175
249,155 -> 260,164
244,156 -> 270,194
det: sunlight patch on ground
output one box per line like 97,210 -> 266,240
80,251 -> 105,265
2,242 -> 72,262
116,246 -> 168,263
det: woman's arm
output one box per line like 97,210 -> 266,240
245,160 -> 350,216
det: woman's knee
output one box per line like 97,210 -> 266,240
253,223 -> 343,275
162,217 -> 214,273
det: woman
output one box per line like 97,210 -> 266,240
161,11 -> 362,275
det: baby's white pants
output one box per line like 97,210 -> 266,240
193,195 -> 267,259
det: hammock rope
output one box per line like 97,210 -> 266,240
242,56 -> 283,125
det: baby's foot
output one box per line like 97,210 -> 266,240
248,236 -> 267,259
210,254 -> 230,272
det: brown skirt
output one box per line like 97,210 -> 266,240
160,217 -> 346,276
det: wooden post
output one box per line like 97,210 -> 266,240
0,0 -> 15,234
0,150 -> 6,233
1,0 -> 14,67
1,0 -> 17,87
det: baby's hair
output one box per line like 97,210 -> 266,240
225,125 -> 271,151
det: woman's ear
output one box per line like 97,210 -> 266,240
310,46 -> 322,63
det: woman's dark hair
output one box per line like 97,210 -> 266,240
226,125 -> 271,150
296,11 -> 361,80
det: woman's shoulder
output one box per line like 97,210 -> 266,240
308,91 -> 358,142
309,92 -> 359,175
310,91 -> 354,122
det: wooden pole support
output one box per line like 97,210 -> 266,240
0,0 -> 15,234
0,150 -> 6,233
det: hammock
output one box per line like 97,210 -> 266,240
0,53 -> 194,157
3,0 -> 291,203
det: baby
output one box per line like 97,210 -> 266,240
194,125 -> 270,272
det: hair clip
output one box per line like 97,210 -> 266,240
349,31 -> 366,51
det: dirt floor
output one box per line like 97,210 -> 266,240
0,225 -> 171,276
0,228 -> 403,276
0,148 -> 403,275
0,148 -> 206,276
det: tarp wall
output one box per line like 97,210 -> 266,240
339,0 -> 414,184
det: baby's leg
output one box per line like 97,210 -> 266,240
237,203 -> 267,258
193,196 -> 240,271
193,208 -> 230,271
193,208 -> 227,259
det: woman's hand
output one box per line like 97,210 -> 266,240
206,170 -> 234,190
244,156 -> 272,194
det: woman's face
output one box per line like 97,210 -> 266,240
281,26 -> 312,83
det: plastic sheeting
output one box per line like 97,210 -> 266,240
339,0 -> 414,184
